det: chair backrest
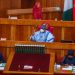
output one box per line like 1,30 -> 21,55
37,25 -> 54,33
56,56 -> 63,64
61,40 -> 73,43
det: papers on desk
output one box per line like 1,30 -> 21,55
72,66 -> 75,69
72,66 -> 75,73
62,66 -> 72,70
54,64 -> 61,70
0,67 -> 4,70
0,63 -> 6,70
24,65 -> 33,69
8,16 -> 18,19
0,38 -> 7,41
56,64 -> 61,68
54,64 -> 61,72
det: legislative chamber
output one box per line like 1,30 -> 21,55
0,0 -> 75,75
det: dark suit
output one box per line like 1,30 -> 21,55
62,56 -> 75,65
62,50 -> 75,65
0,53 -> 5,63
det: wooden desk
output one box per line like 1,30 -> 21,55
1,40 -> 75,61
4,50 -> 55,75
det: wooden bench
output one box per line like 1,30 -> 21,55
7,7 -> 61,19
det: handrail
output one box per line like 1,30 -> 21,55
7,7 -> 61,15
0,18 -> 75,28
0,40 -> 75,50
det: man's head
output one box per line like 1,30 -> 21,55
40,24 -> 46,32
67,50 -> 74,59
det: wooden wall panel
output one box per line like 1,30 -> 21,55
10,0 -> 21,9
21,0 -> 35,8
1,25 -> 11,40
0,25 -> 2,38
64,28 -> 75,41
46,0 -> 64,8
0,0 -> 21,17
46,0 -> 63,20
15,25 -> 35,41
0,0 -> 10,17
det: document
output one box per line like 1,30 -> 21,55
24,65 -> 33,69
0,63 -> 6,70
62,66 -> 72,70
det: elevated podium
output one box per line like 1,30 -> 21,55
4,44 -> 55,75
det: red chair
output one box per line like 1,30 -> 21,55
37,24 -> 54,33
56,57 -> 63,64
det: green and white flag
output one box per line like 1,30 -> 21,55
63,0 -> 73,21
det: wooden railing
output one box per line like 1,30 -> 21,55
0,18 -> 75,41
0,40 -> 75,59
0,18 -> 75,27
7,7 -> 61,15
0,40 -> 75,50
7,7 -> 61,19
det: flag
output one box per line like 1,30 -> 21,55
33,2 -> 42,19
63,0 -> 73,21
73,0 -> 75,21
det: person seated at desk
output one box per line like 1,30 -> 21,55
62,50 -> 75,66
30,23 -> 54,42
0,52 -> 5,63
37,22 -> 54,34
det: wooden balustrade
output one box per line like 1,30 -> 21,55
0,40 -> 75,50
0,18 -> 75,41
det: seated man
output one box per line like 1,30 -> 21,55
62,50 -> 75,65
37,23 -> 54,33
0,52 -> 5,63
30,24 -> 54,42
